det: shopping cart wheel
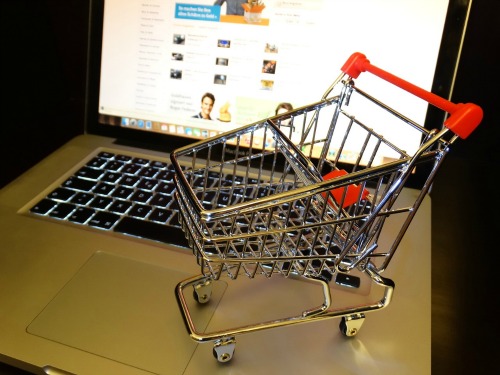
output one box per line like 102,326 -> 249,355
193,278 -> 212,304
339,313 -> 365,337
213,337 -> 236,363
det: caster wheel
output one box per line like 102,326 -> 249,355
339,317 -> 350,336
212,337 -> 236,363
213,347 -> 234,363
193,279 -> 212,304
339,314 -> 365,337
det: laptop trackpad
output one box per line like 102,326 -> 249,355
27,251 -> 226,374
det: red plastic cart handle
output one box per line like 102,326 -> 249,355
322,169 -> 369,208
341,52 -> 483,139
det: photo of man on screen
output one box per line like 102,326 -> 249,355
193,92 -> 216,120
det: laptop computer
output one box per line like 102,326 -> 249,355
0,0 -> 472,373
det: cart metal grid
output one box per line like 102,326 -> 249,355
170,52 -> 482,362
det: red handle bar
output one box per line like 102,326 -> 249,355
341,52 -> 483,139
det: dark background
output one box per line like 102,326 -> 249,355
1,0 -> 498,373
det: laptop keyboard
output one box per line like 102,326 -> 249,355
29,151 -> 189,247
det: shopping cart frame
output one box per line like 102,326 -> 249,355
171,52 -> 482,362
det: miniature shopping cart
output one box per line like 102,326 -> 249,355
170,52 -> 482,362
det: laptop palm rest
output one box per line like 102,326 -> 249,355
27,251 -> 226,374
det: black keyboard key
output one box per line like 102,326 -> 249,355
122,164 -> 142,174
150,193 -> 170,207
93,182 -> 114,195
104,160 -> 125,171
335,273 -> 361,289
48,187 -> 75,201
115,154 -> 132,162
132,157 -> 149,165
102,171 -> 122,183
129,203 -> 152,218
226,174 -> 244,184
150,160 -> 168,168
111,186 -> 134,199
217,192 -> 229,206
192,176 -> 208,187
149,208 -> 171,223
202,201 -> 214,210
88,211 -> 120,229
49,203 -> 76,219
207,171 -> 221,179
137,178 -> 158,191
155,170 -> 175,182
241,187 -> 255,199
30,199 -> 57,214
114,217 -> 188,246
86,157 -> 108,168
75,166 -> 104,180
130,190 -> 152,203
256,186 -> 274,198
89,196 -> 113,209
119,175 -> 140,187
68,207 -> 95,224
196,190 -> 216,203
70,192 -> 94,205
157,181 -> 175,195
139,166 -> 159,178
232,187 -> 245,196
109,200 -> 132,214
62,176 -> 96,191
248,178 -> 261,185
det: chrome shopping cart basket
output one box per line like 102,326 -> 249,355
170,52 -> 483,362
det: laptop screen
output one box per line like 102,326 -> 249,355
87,0 -> 469,185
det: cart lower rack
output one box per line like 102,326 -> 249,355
171,52 -> 482,362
